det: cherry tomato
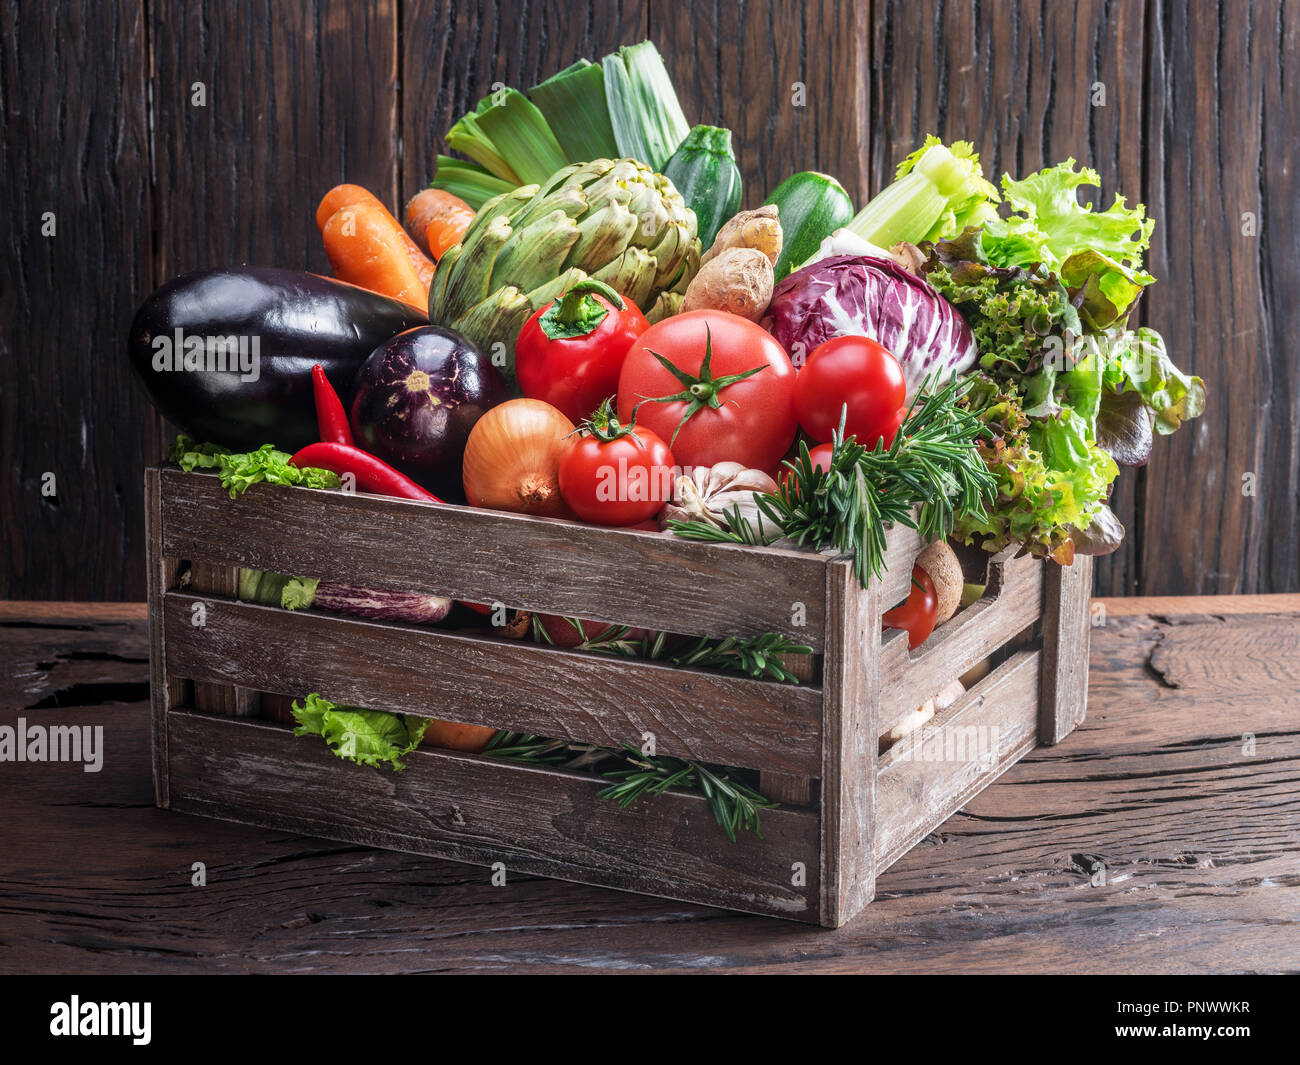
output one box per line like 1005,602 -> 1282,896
882,564 -> 939,649
779,441 -> 835,493
421,719 -> 496,753
795,335 -> 907,447
558,401 -> 676,526
617,310 -> 796,470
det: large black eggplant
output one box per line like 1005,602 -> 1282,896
127,267 -> 427,451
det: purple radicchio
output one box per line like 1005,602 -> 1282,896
761,254 -> 978,401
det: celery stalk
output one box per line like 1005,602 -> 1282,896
845,137 -> 999,248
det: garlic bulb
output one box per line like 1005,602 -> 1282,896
659,461 -> 779,537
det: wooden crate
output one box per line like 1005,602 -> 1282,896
145,465 -> 1093,927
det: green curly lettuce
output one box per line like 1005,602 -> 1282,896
922,228 -> 1081,412
954,375 -> 1119,561
290,693 -> 428,772
168,435 -> 342,498
981,160 -> 1155,328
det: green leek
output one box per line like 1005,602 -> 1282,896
845,136 -> 1000,248
603,41 -> 690,171
529,59 -> 618,163
429,156 -> 515,210
472,89 -> 569,185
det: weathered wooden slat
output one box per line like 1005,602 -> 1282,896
657,0 -> 870,206
818,557 -> 880,926
166,710 -> 822,923
877,546 -> 1044,740
157,469 -> 830,647
875,649 -> 1042,872
145,469 -> 180,808
162,593 -> 823,776
1040,554 -> 1093,744
187,563 -> 258,719
760,652 -> 817,806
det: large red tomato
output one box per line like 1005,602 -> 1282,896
794,335 -> 907,446
616,310 -> 796,470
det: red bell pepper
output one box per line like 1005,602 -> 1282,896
515,279 -> 649,424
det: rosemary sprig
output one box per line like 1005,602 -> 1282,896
667,503 -> 782,546
668,633 -> 812,683
598,745 -> 778,842
759,375 -> 996,588
483,738 -> 779,841
531,614 -> 810,684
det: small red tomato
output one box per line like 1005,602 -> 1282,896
779,441 -> 835,493
558,399 -> 677,526
882,565 -> 939,649
533,613 -> 653,649
795,335 -> 907,447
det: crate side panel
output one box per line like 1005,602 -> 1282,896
1040,555 -> 1094,744
157,469 -> 829,649
162,594 -> 822,776
877,547 -> 1044,739
166,711 -> 822,923
874,649 -> 1042,873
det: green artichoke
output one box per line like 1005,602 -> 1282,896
428,158 -> 701,386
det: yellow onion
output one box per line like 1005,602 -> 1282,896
462,398 -> 575,517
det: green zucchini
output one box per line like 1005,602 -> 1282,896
763,171 -> 855,281
663,125 -> 743,249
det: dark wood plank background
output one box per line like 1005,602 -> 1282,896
2,0 -> 1295,599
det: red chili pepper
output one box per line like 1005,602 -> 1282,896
514,278 -> 650,424
289,442 -> 443,503
311,364 -> 355,446
882,564 -> 939,650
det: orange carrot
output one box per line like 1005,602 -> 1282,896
316,184 -> 433,289
321,203 -> 428,310
405,188 -> 474,261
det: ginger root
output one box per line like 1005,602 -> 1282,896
682,247 -> 774,321
702,205 -> 783,267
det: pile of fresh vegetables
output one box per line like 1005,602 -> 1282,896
128,41 -> 1204,838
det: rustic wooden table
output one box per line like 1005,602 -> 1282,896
2,596 -> 1297,975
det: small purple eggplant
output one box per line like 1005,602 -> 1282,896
350,325 -> 509,500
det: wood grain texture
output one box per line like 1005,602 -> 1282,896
166,710 -> 822,923
0,0 -> 161,600
3,596 -> 1296,972
399,0 -> 646,205
149,0 -> 400,281
878,545 -> 1043,739
157,469 -> 829,646
875,648 -> 1043,873
161,591 -> 823,775
145,469 -> 178,806
655,0 -> 870,205
1142,0 -> 1299,595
